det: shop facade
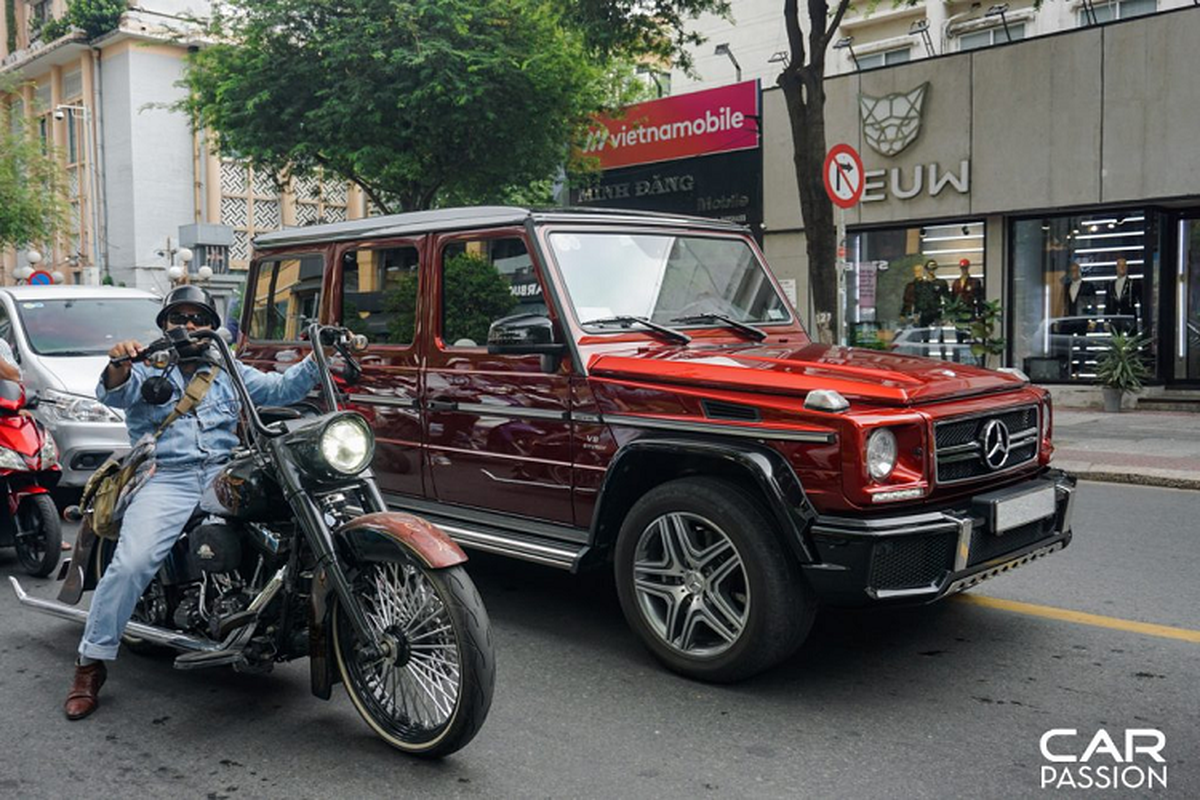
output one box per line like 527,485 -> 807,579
571,81 -> 766,245
761,7 -> 1200,391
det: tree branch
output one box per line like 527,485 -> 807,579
783,0 -> 807,68
821,0 -> 854,53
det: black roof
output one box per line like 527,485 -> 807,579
252,205 -> 747,250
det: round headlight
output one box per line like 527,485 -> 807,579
866,428 -> 897,482
319,416 -> 374,475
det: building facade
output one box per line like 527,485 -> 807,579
0,1 -> 365,307
669,5 -> 1200,392
671,0 -> 1195,90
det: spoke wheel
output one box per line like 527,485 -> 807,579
14,494 -> 61,577
615,477 -> 816,683
333,554 -> 494,758
632,512 -> 748,658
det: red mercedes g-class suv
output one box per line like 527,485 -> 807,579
243,206 -> 1074,682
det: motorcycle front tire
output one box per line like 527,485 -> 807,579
15,494 -> 62,578
332,556 -> 495,758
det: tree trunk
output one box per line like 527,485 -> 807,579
779,0 -> 845,345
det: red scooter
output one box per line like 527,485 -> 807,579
0,380 -> 62,576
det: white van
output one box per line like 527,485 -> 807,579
0,286 -> 162,487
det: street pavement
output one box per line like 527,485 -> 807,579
1052,408 -> 1200,490
1,481 -> 1197,799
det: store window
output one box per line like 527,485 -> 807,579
857,47 -> 911,70
844,221 -> 986,364
959,23 -> 1025,51
1010,212 -> 1157,383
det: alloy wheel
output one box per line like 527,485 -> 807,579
632,512 -> 749,657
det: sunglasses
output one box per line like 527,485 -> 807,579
167,311 -> 213,327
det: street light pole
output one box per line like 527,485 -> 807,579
55,104 -> 104,284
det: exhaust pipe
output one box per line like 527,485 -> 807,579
8,576 -> 220,654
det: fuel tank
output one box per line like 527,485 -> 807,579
202,452 -> 286,522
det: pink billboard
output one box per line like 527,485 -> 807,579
580,80 -> 760,170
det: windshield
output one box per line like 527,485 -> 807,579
15,298 -> 163,356
548,232 -> 792,328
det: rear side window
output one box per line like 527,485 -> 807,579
340,246 -> 420,345
440,237 -> 544,348
248,255 -> 323,341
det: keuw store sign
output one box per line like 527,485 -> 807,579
580,81 -> 760,170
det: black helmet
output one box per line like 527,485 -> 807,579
157,284 -> 220,329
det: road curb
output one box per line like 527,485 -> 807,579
1056,465 -> 1200,491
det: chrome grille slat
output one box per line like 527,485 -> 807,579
933,405 -> 1039,485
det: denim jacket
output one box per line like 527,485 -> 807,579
97,354 -> 320,469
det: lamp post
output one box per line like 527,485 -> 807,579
833,36 -> 860,71
157,237 -> 194,284
713,43 -> 742,84
986,4 -> 1013,42
54,104 -> 105,283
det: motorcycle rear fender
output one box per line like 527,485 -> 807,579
308,512 -> 467,700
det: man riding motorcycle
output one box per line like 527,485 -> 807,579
65,285 -> 320,720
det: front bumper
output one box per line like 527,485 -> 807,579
803,469 -> 1076,606
36,418 -> 128,487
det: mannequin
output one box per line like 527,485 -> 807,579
1063,261 -> 1097,317
1105,257 -> 1138,331
951,258 -> 984,315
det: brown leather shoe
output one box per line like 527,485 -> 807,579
64,661 -> 107,721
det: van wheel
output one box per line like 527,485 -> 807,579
614,477 -> 816,683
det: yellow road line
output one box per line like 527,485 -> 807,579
953,594 -> 1200,644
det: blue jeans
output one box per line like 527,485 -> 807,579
78,462 -> 225,661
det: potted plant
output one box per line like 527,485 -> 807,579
1095,331 -> 1150,412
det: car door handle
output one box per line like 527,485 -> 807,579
427,399 -> 458,412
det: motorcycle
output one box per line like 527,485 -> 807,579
10,324 -> 494,757
0,379 -> 62,577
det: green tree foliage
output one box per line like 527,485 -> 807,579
0,103 -> 69,254
66,0 -> 127,40
183,0 -> 611,213
562,0 -> 730,74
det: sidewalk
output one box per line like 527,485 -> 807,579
1052,408 -> 1200,490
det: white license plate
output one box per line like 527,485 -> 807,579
993,485 -> 1056,533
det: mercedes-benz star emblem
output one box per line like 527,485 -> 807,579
981,419 -> 1011,470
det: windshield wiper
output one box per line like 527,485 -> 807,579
40,350 -> 102,357
670,313 -> 767,341
580,315 -> 691,344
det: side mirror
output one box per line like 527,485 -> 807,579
487,313 -> 566,372
24,393 -> 39,410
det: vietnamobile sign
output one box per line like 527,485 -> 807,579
581,80 -> 760,170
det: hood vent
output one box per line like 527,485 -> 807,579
701,400 -> 761,422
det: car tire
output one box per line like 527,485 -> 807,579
614,477 -> 816,683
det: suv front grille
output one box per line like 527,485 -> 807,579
934,405 -> 1039,484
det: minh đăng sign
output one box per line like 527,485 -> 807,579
579,81 -> 760,170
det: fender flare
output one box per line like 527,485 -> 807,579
309,511 -> 467,700
591,435 -> 819,564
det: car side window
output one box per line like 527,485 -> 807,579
248,255 -> 323,341
340,246 -> 420,345
0,305 -> 12,345
440,237 -> 546,349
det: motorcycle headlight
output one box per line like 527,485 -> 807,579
39,434 -> 58,467
319,415 -> 374,475
866,428 -> 898,482
0,448 -> 27,471
283,412 -> 375,481
40,389 -> 123,423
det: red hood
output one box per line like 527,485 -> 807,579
587,343 -> 1025,406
